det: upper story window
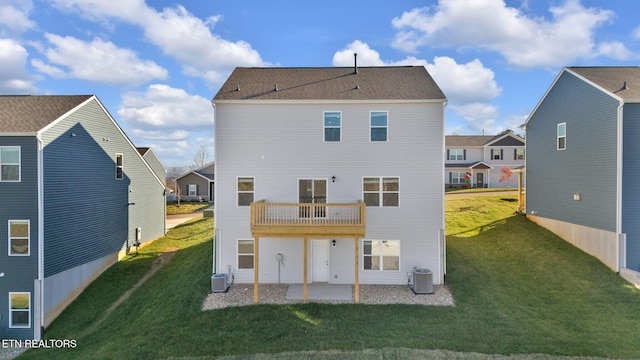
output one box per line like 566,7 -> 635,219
363,177 -> 399,207
515,148 -> 525,160
370,111 -> 388,142
491,149 -> 503,160
9,292 -> 30,328
8,220 -> 29,256
237,177 -> 255,206
0,146 -> 20,182
557,123 -> 566,150
323,112 -> 341,142
448,149 -> 464,161
115,153 -> 123,180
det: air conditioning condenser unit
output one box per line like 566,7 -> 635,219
412,268 -> 433,294
211,273 -> 230,293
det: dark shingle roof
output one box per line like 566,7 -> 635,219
213,66 -> 446,101
446,135 -> 497,147
0,95 -> 92,133
567,67 -> 640,100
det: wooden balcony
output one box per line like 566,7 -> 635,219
250,200 -> 366,238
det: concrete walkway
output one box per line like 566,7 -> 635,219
166,211 -> 205,231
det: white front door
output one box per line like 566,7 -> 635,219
311,239 -> 329,283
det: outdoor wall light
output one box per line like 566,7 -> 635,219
332,176 -> 336,183
332,239 -> 337,247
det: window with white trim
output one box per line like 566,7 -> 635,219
238,239 -> 254,269
237,177 -> 254,206
363,177 -> 399,207
323,112 -> 341,142
0,146 -> 20,182
188,184 -> 197,197
448,149 -> 464,161
9,292 -> 30,328
8,220 -> 29,256
363,240 -> 400,271
115,153 -> 123,180
491,149 -> 502,160
516,148 -> 525,160
451,172 -> 465,184
557,123 -> 566,150
370,111 -> 388,142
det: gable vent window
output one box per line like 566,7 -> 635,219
557,123 -> 566,150
115,153 -> 123,180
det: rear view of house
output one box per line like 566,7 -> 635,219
212,65 -> 447,302
0,95 -> 167,340
524,67 -> 640,286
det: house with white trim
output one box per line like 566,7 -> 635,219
174,161 -> 215,202
0,95 -> 166,340
523,66 -> 640,287
445,133 -> 525,189
212,65 -> 447,302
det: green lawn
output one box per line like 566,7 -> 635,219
20,195 -> 640,359
166,200 -> 211,214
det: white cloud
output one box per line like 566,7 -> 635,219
426,57 -> 501,104
333,41 -> 500,106
32,33 -> 167,85
0,1 -> 35,36
450,103 -> 499,133
51,0 -> 268,86
391,0 -> 632,67
0,38 -> 37,93
118,84 -> 213,130
633,26 -> 640,40
596,41 -> 636,60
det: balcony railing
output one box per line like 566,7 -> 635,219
250,200 -> 366,237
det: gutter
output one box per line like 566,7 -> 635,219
616,100 -> 624,271
36,134 -> 45,340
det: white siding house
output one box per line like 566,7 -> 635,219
212,66 -> 447,302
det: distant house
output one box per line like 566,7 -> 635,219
213,65 -> 447,302
445,133 -> 525,188
523,66 -> 640,286
0,95 -> 167,340
174,161 -> 214,202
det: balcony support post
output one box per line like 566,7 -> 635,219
303,236 -> 308,302
354,237 -> 359,303
254,236 -> 259,304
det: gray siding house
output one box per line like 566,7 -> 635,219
175,162 -> 214,202
212,66 -> 447,302
445,133 -> 525,188
0,95 -> 167,340
523,67 -> 640,287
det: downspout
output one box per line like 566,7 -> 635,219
36,134 -> 45,340
211,101 -> 217,275
616,100 -> 624,271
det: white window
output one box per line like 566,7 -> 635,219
451,172 -> 465,184
370,111 -> 388,142
323,112 -> 341,142
363,177 -> 399,207
115,153 -> 123,180
515,148 -> 525,160
491,149 -> 502,160
557,123 -> 566,150
9,292 -> 30,328
238,239 -> 254,269
188,184 -> 197,197
237,177 -> 254,206
0,146 -> 20,182
448,149 -> 464,161
8,220 -> 29,256
363,240 -> 400,271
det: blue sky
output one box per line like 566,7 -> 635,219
1,0 -> 639,168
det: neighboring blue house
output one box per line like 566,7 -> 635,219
0,95 -> 167,340
523,67 -> 640,287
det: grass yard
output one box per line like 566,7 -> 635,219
20,195 -> 640,359
166,200 -> 211,214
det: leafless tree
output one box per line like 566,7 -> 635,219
192,146 -> 211,170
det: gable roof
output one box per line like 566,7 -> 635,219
0,95 -> 92,133
175,161 -> 215,182
446,133 -> 525,147
213,66 -> 446,101
567,67 -> 640,101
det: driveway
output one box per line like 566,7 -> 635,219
166,212 -> 204,231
